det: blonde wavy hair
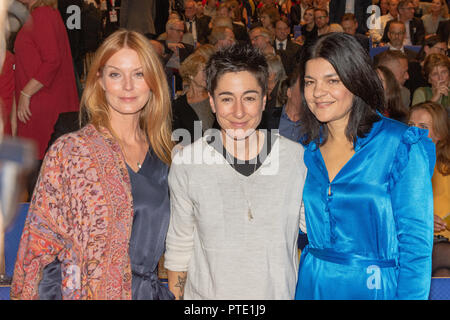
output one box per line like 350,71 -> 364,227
30,0 -> 57,11
80,30 -> 174,165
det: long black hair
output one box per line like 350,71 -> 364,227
299,32 -> 385,146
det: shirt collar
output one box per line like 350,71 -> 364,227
281,105 -> 301,124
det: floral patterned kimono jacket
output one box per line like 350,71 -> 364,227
11,124 -> 167,299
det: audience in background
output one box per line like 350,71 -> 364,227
274,17 -> 302,77
314,8 -> 330,35
381,0 -> 425,46
299,6 -> 318,46
375,50 -> 412,108
249,26 -> 276,56
183,0 -> 211,45
329,0 -> 372,34
376,65 -> 409,122
421,0 -> 449,35
172,52 -> 214,145
341,13 -> 370,52
412,53 -> 450,109
369,0 -> 400,44
265,53 -> 287,109
384,20 -> 418,60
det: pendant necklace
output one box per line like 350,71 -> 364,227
225,141 -> 258,222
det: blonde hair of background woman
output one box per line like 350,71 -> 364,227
81,30 -> 174,165
30,0 -> 57,11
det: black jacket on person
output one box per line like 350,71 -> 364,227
172,94 -> 203,145
436,20 -> 449,47
382,18 -> 426,46
275,39 -> 303,77
158,40 -> 194,66
329,0 -> 372,34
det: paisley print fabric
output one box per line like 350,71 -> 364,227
11,124 -> 135,299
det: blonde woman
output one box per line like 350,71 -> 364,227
421,0 -> 449,35
11,30 -> 174,300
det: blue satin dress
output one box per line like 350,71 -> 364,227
295,116 -> 436,300
126,149 -> 174,300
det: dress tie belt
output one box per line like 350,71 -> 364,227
303,246 -> 398,269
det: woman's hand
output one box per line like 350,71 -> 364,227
434,214 -> 447,233
17,93 -> 32,123
431,80 -> 448,102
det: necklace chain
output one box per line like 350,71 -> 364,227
225,149 -> 258,222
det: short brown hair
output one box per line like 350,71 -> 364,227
422,53 -> 450,80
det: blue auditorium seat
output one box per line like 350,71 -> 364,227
370,46 -> 389,59
429,278 -> 450,300
0,203 -> 29,300
404,45 -> 421,53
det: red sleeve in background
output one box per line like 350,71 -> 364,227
30,7 -> 62,88
0,51 -> 15,135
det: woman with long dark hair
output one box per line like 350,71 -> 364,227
376,65 -> 408,123
295,32 -> 435,300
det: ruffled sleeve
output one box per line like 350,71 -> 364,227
389,126 -> 436,188
389,126 -> 435,300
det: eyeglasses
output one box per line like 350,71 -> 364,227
399,6 -> 414,11
250,35 -> 265,42
170,28 -> 185,33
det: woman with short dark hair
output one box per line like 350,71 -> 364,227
295,32 -> 435,300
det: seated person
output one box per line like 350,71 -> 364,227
274,17 -> 303,77
374,50 -> 412,108
341,13 -> 370,53
412,53 -> 450,109
172,53 -> 215,146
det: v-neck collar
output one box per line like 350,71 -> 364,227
306,115 -> 384,183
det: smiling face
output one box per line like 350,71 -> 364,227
209,71 -> 266,140
99,48 -> 151,118
304,58 -> 354,127
430,0 -> 443,13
